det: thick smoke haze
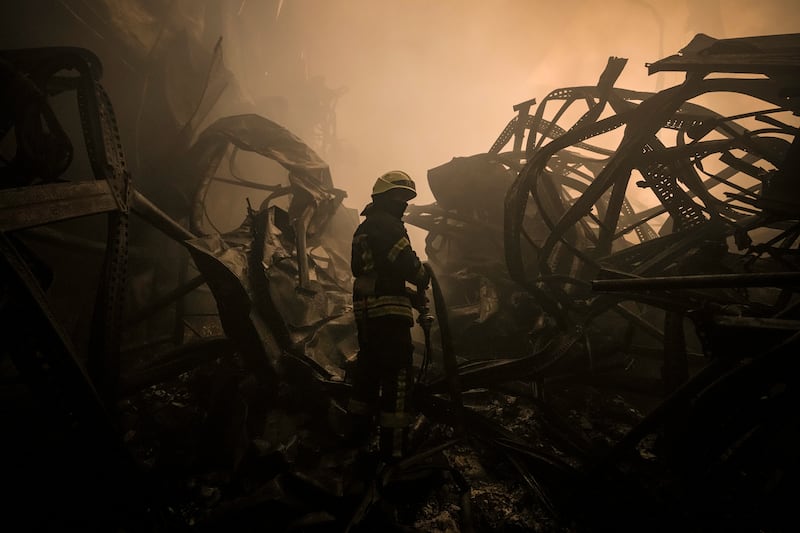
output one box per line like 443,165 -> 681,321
217,0 -> 799,212
2,0 -> 798,252
211,0 -> 799,252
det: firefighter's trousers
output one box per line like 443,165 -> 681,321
348,315 -> 413,461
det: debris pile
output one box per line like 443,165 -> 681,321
408,32 -> 800,532
2,30 -> 799,532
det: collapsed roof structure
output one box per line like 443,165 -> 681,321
1,31 -> 799,531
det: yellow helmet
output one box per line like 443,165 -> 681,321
371,170 -> 417,200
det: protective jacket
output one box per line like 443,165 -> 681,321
351,199 -> 428,325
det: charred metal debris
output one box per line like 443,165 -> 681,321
1,33 -> 799,532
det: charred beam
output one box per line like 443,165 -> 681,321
0,181 -> 118,231
131,190 -> 197,243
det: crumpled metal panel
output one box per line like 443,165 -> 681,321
194,114 -> 335,187
184,231 -> 282,388
178,113 -> 357,381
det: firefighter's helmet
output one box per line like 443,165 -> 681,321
371,170 -> 417,200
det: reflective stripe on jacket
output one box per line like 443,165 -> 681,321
353,295 -> 414,322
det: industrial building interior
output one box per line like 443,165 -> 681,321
1,1 -> 799,531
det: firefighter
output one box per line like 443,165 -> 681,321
348,170 -> 429,462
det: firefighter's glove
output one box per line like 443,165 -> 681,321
405,287 -> 427,311
416,266 -> 431,291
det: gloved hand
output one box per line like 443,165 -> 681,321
405,287 -> 428,311
416,263 -> 431,290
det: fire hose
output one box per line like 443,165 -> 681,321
416,262 -> 465,432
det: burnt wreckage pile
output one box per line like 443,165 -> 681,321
1,33 -> 799,531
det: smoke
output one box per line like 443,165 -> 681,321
2,0 -> 798,250
212,0 -> 798,251
216,1 -> 794,204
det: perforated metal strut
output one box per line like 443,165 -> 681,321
73,49 -> 132,402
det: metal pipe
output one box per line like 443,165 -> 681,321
593,271 -> 800,291
131,190 -> 197,243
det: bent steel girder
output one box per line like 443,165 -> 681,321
500,57 -> 799,410
1,47 -> 131,402
506,76 -> 796,293
512,80 -> 705,283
